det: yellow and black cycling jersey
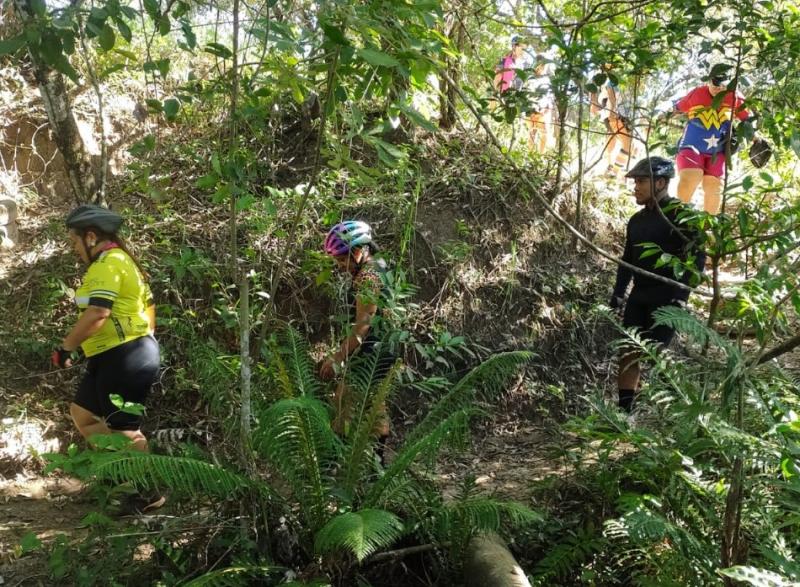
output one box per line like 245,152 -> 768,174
74,247 -> 154,357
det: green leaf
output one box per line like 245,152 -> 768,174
98,23 -> 116,51
89,7 -> 108,20
163,97 -> 180,120
52,15 -> 74,29
0,34 -> 26,56
790,129 -> 800,158
145,98 -> 163,113
157,58 -> 170,77
20,532 -> 42,553
109,394 -> 145,416
39,32 -> 63,66
195,174 -> 218,189
114,48 -> 137,60
129,135 -> 155,156
143,59 -> 170,77
235,193 -> 256,211
120,5 -> 138,19
99,63 -> 126,78
113,16 -> 132,43
718,566 -> 793,586
320,21 -> 348,45
180,20 -> 196,49
357,48 -> 400,68
158,15 -> 171,35
204,42 -> 232,59
315,509 -> 403,561
399,104 -> 437,132
143,0 -> 160,20
30,0 -> 47,17
52,56 -> 79,83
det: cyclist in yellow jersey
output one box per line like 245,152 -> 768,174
53,205 -> 164,512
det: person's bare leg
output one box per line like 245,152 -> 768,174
117,429 -> 149,452
702,175 -> 723,215
70,403 -> 111,441
526,113 -> 540,150
614,127 -> 634,171
541,108 -> 554,151
617,351 -> 640,412
618,352 -> 641,390
677,168 -> 704,203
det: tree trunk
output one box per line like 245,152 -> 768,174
438,6 -> 463,130
13,0 -> 99,204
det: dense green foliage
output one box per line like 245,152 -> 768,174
1,0 -> 799,583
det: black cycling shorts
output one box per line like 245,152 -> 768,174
622,300 -> 677,347
74,335 -> 160,431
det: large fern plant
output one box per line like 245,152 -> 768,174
50,325 -> 539,584
533,306 -> 800,585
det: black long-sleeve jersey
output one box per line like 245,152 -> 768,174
612,196 -> 706,305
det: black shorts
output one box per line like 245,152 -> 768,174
623,300 -> 677,347
74,335 -> 160,430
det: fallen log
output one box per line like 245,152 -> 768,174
463,532 -> 531,587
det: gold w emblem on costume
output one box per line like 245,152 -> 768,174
688,105 -> 732,130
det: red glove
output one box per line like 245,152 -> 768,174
51,347 -> 73,369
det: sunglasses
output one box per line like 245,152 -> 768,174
711,77 -> 729,87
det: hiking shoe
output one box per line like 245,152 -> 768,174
117,491 -> 167,516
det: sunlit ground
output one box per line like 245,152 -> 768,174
0,417 -> 61,482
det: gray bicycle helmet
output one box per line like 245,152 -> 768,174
625,156 -> 676,179
66,204 -> 124,234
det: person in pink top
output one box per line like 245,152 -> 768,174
494,35 -> 526,93
674,70 -> 750,214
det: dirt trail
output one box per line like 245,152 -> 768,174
0,476 -> 90,586
436,424 -> 565,503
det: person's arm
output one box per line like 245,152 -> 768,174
335,298 -> 377,361
611,226 -> 634,305
493,72 -> 503,92
675,86 -> 701,114
320,298 -> 377,380
589,91 -> 600,115
606,85 -> 618,114
62,306 -> 111,352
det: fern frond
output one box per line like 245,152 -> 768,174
181,565 -> 282,586
436,498 -> 542,539
342,360 -> 400,498
532,526 -> 606,581
271,342 -> 296,400
92,453 -> 266,499
256,396 -> 338,531
276,325 -> 322,398
406,351 -> 533,445
605,503 -> 709,566
314,509 -> 404,562
365,410 -> 473,508
652,306 -> 741,361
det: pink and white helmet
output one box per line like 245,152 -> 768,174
324,221 -> 373,257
